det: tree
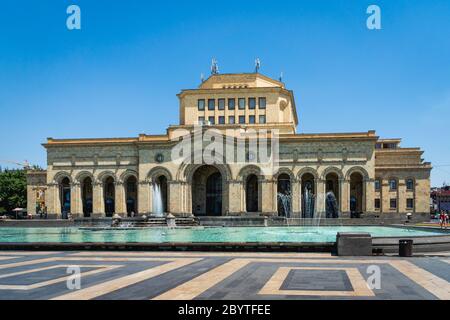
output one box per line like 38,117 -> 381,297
0,169 -> 27,213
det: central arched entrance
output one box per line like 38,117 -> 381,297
192,165 -> 223,216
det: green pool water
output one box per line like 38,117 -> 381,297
0,226 -> 446,244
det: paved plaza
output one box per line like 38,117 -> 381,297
0,251 -> 448,300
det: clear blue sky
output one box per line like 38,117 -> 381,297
0,0 -> 449,187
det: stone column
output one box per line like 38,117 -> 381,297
138,181 -> 150,215
228,180 -> 243,215
292,178 -> 301,217
316,179 -> 326,215
340,179 -> 349,214
27,187 -> 37,215
381,179 -> 389,213
169,181 -> 182,215
70,182 -> 82,218
93,181 -> 104,217
365,178 -> 375,213
115,181 -> 126,217
398,180 -> 406,213
47,183 -> 59,216
261,179 -> 275,215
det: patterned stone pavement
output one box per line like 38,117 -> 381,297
0,251 -> 448,300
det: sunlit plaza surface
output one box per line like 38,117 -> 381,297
0,251 -> 449,300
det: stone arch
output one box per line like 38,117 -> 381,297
348,170 -> 366,214
75,171 -> 94,183
97,171 -> 117,183
345,166 -> 369,181
147,166 -> 173,183
297,168 -> 318,219
53,171 -> 73,184
297,167 -> 319,180
185,163 -> 232,183
273,167 -> 295,181
320,166 -> 344,181
238,165 -> 263,213
237,165 -> 263,181
189,164 -> 231,216
120,170 -> 138,182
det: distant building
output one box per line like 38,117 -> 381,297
27,72 -> 432,218
431,186 -> 450,212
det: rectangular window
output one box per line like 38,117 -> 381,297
390,198 -> 397,209
228,98 -> 235,110
208,99 -> 215,110
406,198 -> 414,209
197,99 -> 205,111
259,115 -> 266,124
229,116 -> 235,124
218,98 -> 225,110
208,116 -> 215,125
375,179 -> 381,191
198,117 -> 205,125
248,98 -> 256,109
249,115 -> 255,124
218,116 -> 225,124
374,199 -> 381,209
239,115 -> 245,124
258,97 -> 266,109
238,98 -> 246,110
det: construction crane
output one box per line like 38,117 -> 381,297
0,160 -> 31,170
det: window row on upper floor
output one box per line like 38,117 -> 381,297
198,114 -> 266,126
374,178 -> 415,192
197,97 -> 266,111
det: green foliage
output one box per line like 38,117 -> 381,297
0,168 -> 27,212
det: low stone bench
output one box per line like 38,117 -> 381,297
336,232 -> 372,256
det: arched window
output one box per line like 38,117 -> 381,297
104,177 -> 115,217
325,172 -> 339,218
301,173 -> 315,218
277,173 -> 291,217
246,174 -> 259,213
125,176 -> 137,216
389,179 -> 397,191
374,179 -> 381,191
406,179 -> 415,191
350,172 -> 364,214
59,177 -> 71,219
81,177 -> 93,217
152,175 -> 168,216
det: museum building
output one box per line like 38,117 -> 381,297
27,73 -> 432,219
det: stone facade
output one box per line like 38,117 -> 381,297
27,73 -> 432,218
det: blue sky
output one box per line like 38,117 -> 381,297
0,0 -> 449,186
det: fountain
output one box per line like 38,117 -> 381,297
303,185 -> 315,219
325,191 -> 339,219
152,183 -> 164,217
277,192 -> 292,219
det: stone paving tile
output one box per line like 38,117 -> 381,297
97,257 -> 230,300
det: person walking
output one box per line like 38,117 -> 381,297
439,210 -> 448,229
